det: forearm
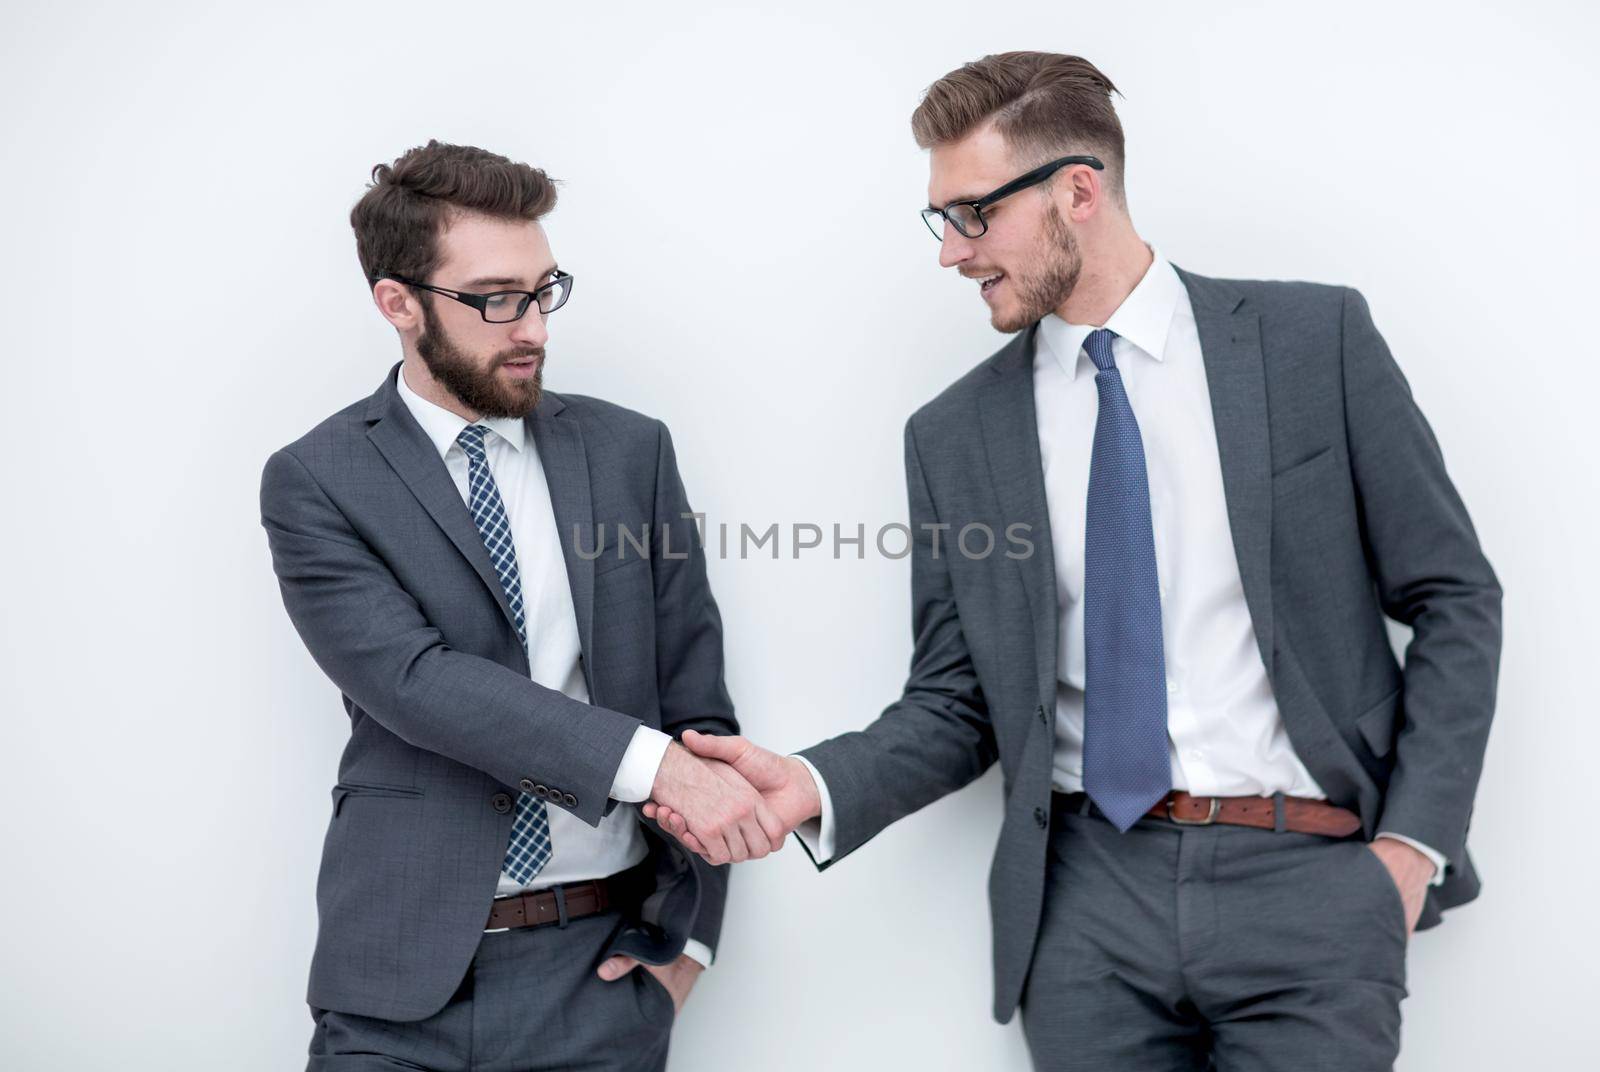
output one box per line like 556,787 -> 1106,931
795,416 -> 998,863
261,447 -> 639,824
1374,587 -> 1501,861
686,853 -> 729,956
799,689 -> 995,864
650,420 -> 738,742
1339,286 -> 1503,860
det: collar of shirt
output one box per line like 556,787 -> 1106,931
395,363 -> 527,458
1035,243 -> 1184,381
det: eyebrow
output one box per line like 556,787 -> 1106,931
927,193 -> 984,211
462,264 -> 560,289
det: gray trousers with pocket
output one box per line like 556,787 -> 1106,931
306,909 -> 675,1072
1020,796 -> 1409,1071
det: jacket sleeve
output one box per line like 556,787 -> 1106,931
796,414 -> 998,867
647,420 -> 737,954
259,446 -> 639,827
1340,286 -> 1503,866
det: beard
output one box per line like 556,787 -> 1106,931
993,202 -> 1083,333
415,298 -> 544,419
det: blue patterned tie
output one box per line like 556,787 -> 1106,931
457,424 -> 551,884
1080,328 -> 1172,831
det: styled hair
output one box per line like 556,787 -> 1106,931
350,139 -> 559,289
911,52 -> 1127,208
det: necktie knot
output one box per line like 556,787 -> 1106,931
1084,327 -> 1120,373
457,423 -> 490,460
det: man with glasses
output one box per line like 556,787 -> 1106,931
260,140 -> 781,1071
651,52 -> 1501,1069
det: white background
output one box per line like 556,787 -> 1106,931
3,1 -> 1596,1068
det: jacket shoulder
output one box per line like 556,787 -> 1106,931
1178,265 -> 1351,320
906,333 -> 1024,435
550,391 -> 667,449
266,395 -> 370,472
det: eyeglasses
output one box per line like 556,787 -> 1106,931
920,154 -> 1104,240
383,270 -> 574,322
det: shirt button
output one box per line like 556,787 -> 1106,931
1166,678 -> 1179,695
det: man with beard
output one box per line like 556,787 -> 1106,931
259,140 -> 782,1071
649,53 -> 1502,1070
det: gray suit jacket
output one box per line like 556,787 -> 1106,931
260,362 -> 735,1022
798,266 -> 1503,1023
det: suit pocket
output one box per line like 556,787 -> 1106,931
595,550 -> 651,578
634,965 -> 677,1022
1352,839 -> 1409,941
331,780 -> 424,816
1271,445 -> 1335,497
1354,687 -> 1403,758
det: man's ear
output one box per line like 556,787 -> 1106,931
372,279 -> 421,331
1058,164 -> 1101,222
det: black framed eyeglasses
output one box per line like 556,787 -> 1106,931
382,270 -> 574,322
921,154 -> 1104,240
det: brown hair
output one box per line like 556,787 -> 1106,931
911,52 -> 1127,209
350,139 -> 559,289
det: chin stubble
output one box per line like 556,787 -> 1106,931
993,204 -> 1082,334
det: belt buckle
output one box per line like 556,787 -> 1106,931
1167,795 -> 1221,825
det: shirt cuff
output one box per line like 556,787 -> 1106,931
789,754 -> 836,864
1375,831 -> 1447,887
680,938 -> 713,969
609,726 -> 672,803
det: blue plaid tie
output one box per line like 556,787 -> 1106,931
1080,328 -> 1172,832
457,424 -> 551,884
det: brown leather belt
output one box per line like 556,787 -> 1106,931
484,878 -> 614,932
1055,789 -> 1362,838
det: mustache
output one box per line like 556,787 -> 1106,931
499,348 -> 545,363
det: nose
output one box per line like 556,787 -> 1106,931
509,309 -> 549,349
938,226 -> 974,270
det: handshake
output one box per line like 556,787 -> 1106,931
642,730 -> 822,865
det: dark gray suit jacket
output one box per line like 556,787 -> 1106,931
260,362 -> 734,1022
798,266 -> 1502,1023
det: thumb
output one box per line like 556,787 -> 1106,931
597,955 -> 640,982
681,729 -> 743,762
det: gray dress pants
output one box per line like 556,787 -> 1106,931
306,908 -> 675,1072
1020,795 -> 1409,1071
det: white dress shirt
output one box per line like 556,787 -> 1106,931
397,366 -> 715,961
799,245 -> 1442,885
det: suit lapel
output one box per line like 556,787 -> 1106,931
362,364 -> 597,688
978,326 -> 1060,708
977,264 -> 1277,707
364,364 -> 522,641
1173,264 -> 1276,682
527,392 -> 597,697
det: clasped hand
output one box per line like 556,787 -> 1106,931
645,730 -> 821,864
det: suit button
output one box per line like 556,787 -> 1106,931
534,784 -> 550,797
518,778 -> 535,793
1037,704 -> 1048,724
491,793 -> 513,813
1034,806 -> 1048,829
563,793 -> 578,807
